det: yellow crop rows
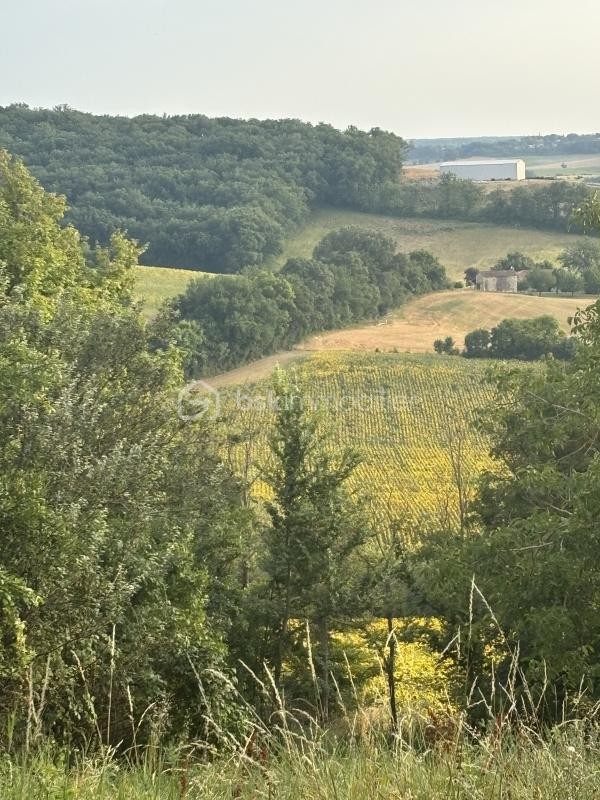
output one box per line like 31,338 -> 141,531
221,352 -> 501,528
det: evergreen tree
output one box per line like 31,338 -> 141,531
261,369 -> 368,719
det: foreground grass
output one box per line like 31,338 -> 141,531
4,727 -> 599,799
269,209 -> 587,280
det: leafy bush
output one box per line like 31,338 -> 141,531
461,315 -> 575,360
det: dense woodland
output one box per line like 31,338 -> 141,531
0,106 -> 593,280
0,105 -> 405,271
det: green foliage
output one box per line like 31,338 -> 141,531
256,369 -> 370,716
571,190 -> 600,232
176,228 -> 448,375
558,239 -> 600,293
433,336 -> 459,355
0,106 -> 406,272
461,315 -> 574,361
372,172 -> 593,234
527,266 -> 556,294
464,266 -> 479,286
554,267 -> 585,295
0,152 -> 248,747
463,328 -> 491,358
495,250 -> 535,271
415,289 -> 600,717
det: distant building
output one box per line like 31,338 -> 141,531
476,270 -> 522,293
440,159 -> 526,181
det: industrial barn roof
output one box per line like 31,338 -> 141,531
440,159 -> 525,166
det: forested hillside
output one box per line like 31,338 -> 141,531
0,105 -> 405,271
1,107 -> 593,282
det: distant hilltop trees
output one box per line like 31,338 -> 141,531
408,133 -> 600,163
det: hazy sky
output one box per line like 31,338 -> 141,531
3,0 -> 599,139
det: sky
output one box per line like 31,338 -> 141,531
2,0 -> 600,140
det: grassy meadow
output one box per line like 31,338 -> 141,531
300,288 -> 593,354
268,209 -> 586,280
134,265 -> 206,318
133,210 -> 588,316
4,725 -> 599,799
220,351 -> 498,527
524,152 -> 600,178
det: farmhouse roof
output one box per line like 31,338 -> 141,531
441,159 -> 524,167
477,270 -> 519,278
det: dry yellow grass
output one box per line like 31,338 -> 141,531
210,351 -> 308,388
207,290 -> 593,387
299,290 -> 593,354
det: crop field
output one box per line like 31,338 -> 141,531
408,154 -> 600,180
300,289 -> 593,354
524,153 -> 600,178
219,352 -> 500,527
134,265 -> 208,318
269,210 -> 585,280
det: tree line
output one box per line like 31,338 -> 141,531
0,108 -> 593,282
370,172 -> 593,233
435,315 -> 576,360
409,132 -> 600,163
168,228 -> 448,376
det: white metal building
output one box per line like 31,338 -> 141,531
440,159 -> 526,181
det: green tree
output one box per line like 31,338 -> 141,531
554,268 -> 584,296
463,327 -> 491,357
464,267 -> 479,287
433,336 -> 459,355
527,267 -> 556,295
558,240 -> 600,293
415,301 -> 599,718
261,369 -> 368,719
0,153 -> 247,747
495,251 -> 535,271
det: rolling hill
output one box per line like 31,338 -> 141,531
268,210 -> 587,280
300,289 -> 592,354
206,289 -> 593,388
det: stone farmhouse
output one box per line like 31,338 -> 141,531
475,269 -> 528,293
